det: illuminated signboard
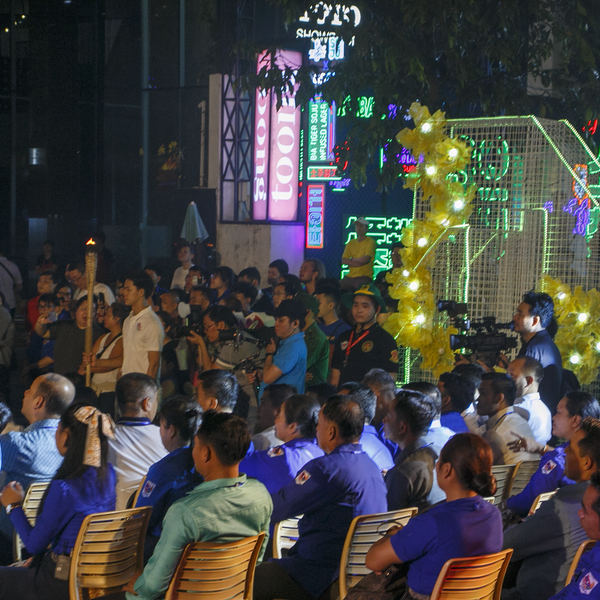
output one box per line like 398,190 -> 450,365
308,99 -> 335,163
340,215 -> 412,278
307,165 -> 340,180
252,51 -> 271,220
337,96 -> 374,119
563,164 -> 592,236
306,185 -> 325,248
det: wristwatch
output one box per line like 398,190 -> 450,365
5,503 -> 21,515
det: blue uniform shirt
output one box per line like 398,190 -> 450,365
271,443 -> 387,599
440,411 -> 469,433
135,446 -> 202,537
360,424 -> 394,471
551,542 -> 600,599
506,443 -> 573,516
240,438 -> 324,495
390,496 -> 503,596
377,422 -> 399,459
259,332 -> 307,398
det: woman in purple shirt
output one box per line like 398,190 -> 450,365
0,403 -> 116,600
366,433 -> 503,599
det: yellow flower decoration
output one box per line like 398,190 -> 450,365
419,324 -> 460,378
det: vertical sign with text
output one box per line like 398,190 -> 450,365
252,51 -> 271,220
306,185 -> 325,248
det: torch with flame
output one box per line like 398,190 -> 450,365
84,239 -> 97,386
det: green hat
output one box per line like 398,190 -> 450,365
341,284 -> 387,311
296,291 -> 320,316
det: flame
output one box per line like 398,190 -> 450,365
86,238 -> 96,246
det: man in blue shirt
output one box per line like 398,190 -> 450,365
253,395 -> 387,600
438,372 -> 473,433
0,373 -> 74,564
257,300 -> 307,397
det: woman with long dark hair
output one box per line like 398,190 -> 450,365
0,403 -> 116,599
365,433 -> 503,600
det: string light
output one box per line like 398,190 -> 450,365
448,148 -> 458,158
596,342 -> 600,351
409,281 -> 419,291
557,292 -> 566,300
417,238 -> 427,247
453,199 -> 464,210
421,123 -> 432,132
414,315 -> 426,324
578,313 -> 588,323
441,219 -> 450,227
570,354 -> 580,364
425,165 -> 436,176
402,269 -> 410,277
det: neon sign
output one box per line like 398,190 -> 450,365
298,3 -> 361,28
308,99 -> 335,163
337,96 -> 374,119
252,51 -> 271,220
563,164 -> 592,235
307,165 -> 340,180
306,185 -> 325,248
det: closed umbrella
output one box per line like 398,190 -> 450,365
180,201 -> 209,243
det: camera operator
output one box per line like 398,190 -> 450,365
187,305 -> 264,414
505,291 -> 563,413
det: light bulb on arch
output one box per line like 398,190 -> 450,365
421,123 -> 432,133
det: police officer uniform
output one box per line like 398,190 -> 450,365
256,443 -> 387,600
239,438 -> 324,494
505,443 -> 573,516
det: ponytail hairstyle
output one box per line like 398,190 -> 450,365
282,394 -> 320,439
158,395 -> 202,444
438,432 -> 497,497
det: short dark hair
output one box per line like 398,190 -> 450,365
203,304 -> 237,329
238,267 -> 261,285
143,263 -> 163,279
518,356 -> 544,383
452,363 -> 486,389
481,372 -> 517,406
275,299 -> 306,330
315,282 -> 342,307
110,302 -> 131,323
35,374 -> 75,417
269,259 -> 289,277
212,266 -> 236,289
39,270 -> 58,283
393,390 -> 436,436
589,471 -> 600,521
339,382 -> 377,423
305,382 -> 338,406
276,279 -> 301,298
190,285 -> 212,302
232,281 -> 258,303
198,370 -> 239,410
283,394 -> 321,438
75,295 -> 98,311
263,384 -> 297,409
195,410 -> 250,466
159,395 -> 202,443
38,293 -> 59,307
565,391 -> 600,420
66,261 -> 85,275
362,369 -> 396,392
125,271 -> 154,299
578,417 -> 600,469
402,381 -> 441,417
439,372 -> 476,413
116,373 -> 158,410
302,259 -> 326,279
322,395 -> 364,442
522,291 -> 554,329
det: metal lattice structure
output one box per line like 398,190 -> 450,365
406,116 -> 600,387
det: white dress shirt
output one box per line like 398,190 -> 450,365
514,392 -> 552,445
483,407 -> 539,465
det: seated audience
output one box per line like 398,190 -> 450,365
253,396 -> 387,600
0,404 -> 116,599
339,382 -> 394,472
478,372 -> 539,465
252,383 -> 296,450
297,293 -> 329,387
452,362 -> 486,432
502,417 -> 600,600
437,371 -> 473,433
108,373 -> 167,510
196,369 -> 239,413
0,373 -> 75,563
365,433 -> 502,599
305,382 -> 338,407
507,356 -> 552,445
384,389 -> 445,511
135,396 -> 202,562
549,471 -> 600,600
504,391 -> 600,518
240,394 -> 324,494
35,296 -> 102,377
114,411 -> 272,600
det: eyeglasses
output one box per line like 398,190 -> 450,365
66,272 -> 83,285
56,291 -> 72,298
38,304 -> 55,310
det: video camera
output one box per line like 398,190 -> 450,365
437,300 -> 518,367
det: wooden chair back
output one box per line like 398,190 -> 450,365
565,540 -> 596,586
13,480 -> 50,561
528,490 -> 558,516
490,465 -> 517,505
164,533 -> 265,600
430,549 -> 513,600
272,516 -> 302,559
508,460 -> 540,497
69,507 -> 151,600
132,475 -> 147,507
339,508 -> 418,599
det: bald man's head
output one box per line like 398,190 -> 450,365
25,374 -> 75,422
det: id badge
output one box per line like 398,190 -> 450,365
54,555 -> 71,581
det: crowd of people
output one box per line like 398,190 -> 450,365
0,224 -> 597,600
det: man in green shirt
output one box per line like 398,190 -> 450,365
297,293 -> 329,387
121,411 -> 272,600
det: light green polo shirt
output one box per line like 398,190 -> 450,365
128,474 -> 273,600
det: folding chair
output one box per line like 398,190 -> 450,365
507,460 -> 540,497
272,516 -> 302,559
565,540 -> 596,586
13,480 -> 50,561
528,490 -> 558,515
490,465 -> 517,505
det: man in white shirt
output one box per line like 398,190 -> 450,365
108,373 -> 168,509
507,356 -> 552,445
477,372 -> 539,465
170,243 -> 194,290
65,261 -> 116,304
121,271 -> 164,379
